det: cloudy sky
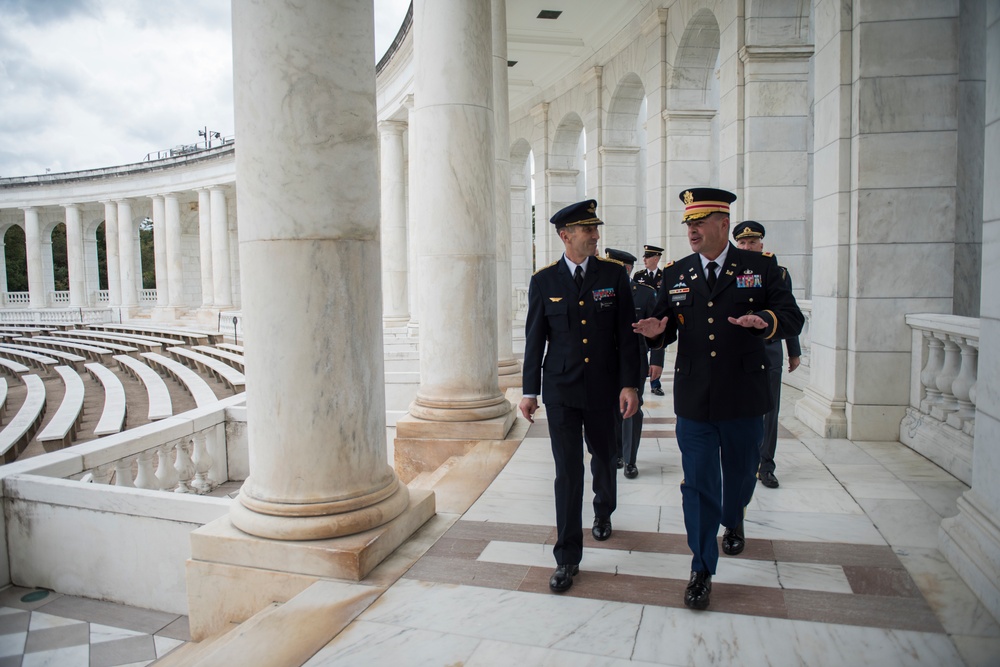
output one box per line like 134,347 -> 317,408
0,0 -> 411,178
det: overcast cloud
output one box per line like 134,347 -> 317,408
0,0 -> 411,178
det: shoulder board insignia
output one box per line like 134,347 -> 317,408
664,260 -> 674,268
603,257 -> 625,267
762,251 -> 774,257
532,259 -> 560,275
637,282 -> 656,291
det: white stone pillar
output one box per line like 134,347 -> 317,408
23,207 -> 45,309
196,188 -> 214,307
64,204 -> 85,308
663,109 -> 715,258
164,193 -> 184,309
102,201 -> 121,307
378,120 -> 409,326
116,200 -> 138,308
229,0 -> 408,541
643,9 -> 669,252
941,0 -> 1000,624
530,102 -> 554,267
151,195 -> 168,307
493,0 -> 519,383
404,94 -> 420,334
402,0 -> 512,433
210,186 -> 233,308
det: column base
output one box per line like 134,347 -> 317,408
187,488 -> 435,639
151,306 -> 183,322
794,386 -> 848,438
899,407 -> 972,484
396,402 -> 515,440
497,358 -> 522,390
940,492 -> 1000,624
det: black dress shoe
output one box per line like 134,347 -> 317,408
759,471 -> 779,488
684,570 -> 712,609
592,516 -> 612,541
549,564 -> 579,592
722,524 -> 745,556
651,387 -> 664,396
616,457 -> 624,469
624,464 -> 638,479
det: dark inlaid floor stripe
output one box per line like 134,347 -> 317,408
404,520 -> 943,634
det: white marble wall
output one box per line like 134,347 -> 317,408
941,0 -> 1000,625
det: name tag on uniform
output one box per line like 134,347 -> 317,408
669,282 -> 690,305
736,274 -> 762,288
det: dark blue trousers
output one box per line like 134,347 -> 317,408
675,416 -> 762,574
546,403 -> 618,566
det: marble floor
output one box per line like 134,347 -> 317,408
1,382 -> 998,666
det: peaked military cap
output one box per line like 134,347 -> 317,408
605,248 -> 637,265
679,187 -> 737,222
550,199 -> 603,228
733,220 -> 766,240
642,244 -> 663,258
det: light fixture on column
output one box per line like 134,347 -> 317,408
198,126 -> 222,149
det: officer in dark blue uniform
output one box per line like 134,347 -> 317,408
634,188 -> 803,610
519,200 -> 641,593
634,245 -> 666,396
607,248 -> 665,479
733,221 -> 802,489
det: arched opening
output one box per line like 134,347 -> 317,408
4,225 -> 28,294
139,217 -> 156,290
50,223 -> 68,294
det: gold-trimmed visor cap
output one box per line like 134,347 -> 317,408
679,187 -> 737,222
550,199 -> 604,228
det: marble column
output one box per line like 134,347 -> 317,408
63,204 -> 86,307
196,188 -> 214,307
642,9 -> 669,252
116,200 -> 138,308
164,193 -> 184,309
492,0 -> 519,385
102,201 -> 121,307
941,0 -> 1000,624
228,0 -> 410,542
404,94 -> 420,335
23,207 -> 45,309
151,195 -> 168,307
530,102 -> 555,267
378,120 -> 409,326
399,0 -> 513,441
210,186 -> 233,308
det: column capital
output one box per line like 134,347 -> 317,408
530,101 -> 549,121
642,7 -> 668,36
377,120 -> 407,135
402,93 -> 415,110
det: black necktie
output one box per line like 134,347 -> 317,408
574,265 -> 584,290
705,261 -> 718,291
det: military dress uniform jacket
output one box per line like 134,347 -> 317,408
633,268 -> 663,291
766,266 -> 802,365
523,256 -> 641,410
631,282 -> 665,377
649,245 -> 803,421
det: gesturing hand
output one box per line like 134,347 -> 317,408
633,316 -> 669,337
727,314 -> 767,329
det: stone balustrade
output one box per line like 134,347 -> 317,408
139,289 -> 158,303
0,308 -> 113,324
900,313 -> 979,484
3,292 -> 29,307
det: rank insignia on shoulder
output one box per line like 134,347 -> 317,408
665,260 -> 674,267
549,297 -> 562,302
762,251 -> 774,257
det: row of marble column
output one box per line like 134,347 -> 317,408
14,187 -> 233,311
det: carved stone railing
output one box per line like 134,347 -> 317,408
139,289 -> 158,304
900,313 -> 978,484
514,285 -> 528,323
48,291 -> 70,306
3,292 -> 29,307
0,308 -> 113,324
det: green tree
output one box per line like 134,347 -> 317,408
51,224 -> 68,291
96,223 -> 108,291
4,225 -> 28,292
139,217 -> 155,289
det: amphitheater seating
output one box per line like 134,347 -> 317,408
55,329 -> 169,352
88,324 -> 218,346
167,347 -> 245,391
85,363 -> 127,436
114,354 -> 173,421
191,345 -> 245,372
216,343 -> 244,354
32,335 -> 138,359
0,374 -> 46,463
36,366 -> 86,451
0,345 -> 61,373
12,336 -> 117,363
0,357 -> 30,377
140,352 -> 219,407
0,377 -> 6,420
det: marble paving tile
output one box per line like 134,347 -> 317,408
784,589 -> 942,633
632,605 -> 961,667
304,619 -> 482,666
771,541 -> 901,568
21,644 -> 89,667
893,547 -> 1000,638
478,540 -> 695,582
951,634 -> 1000,667
445,520 -> 555,544
32,597 -> 178,634
800,438 -> 881,465
751,487 -> 865,515
762,467 -> 844,490
0,632 -> 26,659
89,633 -> 156,667
615,480 -> 681,507
612,503 -> 669,533
90,622 -> 145,644
153,635 -> 185,658
467,638 -> 668,666
154,616 -> 191,642
904,480 -> 969,519
477,475 -> 556,499
742,511 -> 887,545
27,612 -> 85,632
0,608 -> 29,636
840,479 -> 923,500
842,565 -> 923,597
0,589 -> 63,613
405,555 -> 531,591
463,492 -> 556,526
854,498 -> 943,548
23,623 -> 89,653
776,562 -> 854,594
825,462 -> 900,481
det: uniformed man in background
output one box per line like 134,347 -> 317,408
606,248 -> 664,479
634,188 -> 803,610
635,245 -> 666,396
732,220 -> 802,489
519,200 -> 641,593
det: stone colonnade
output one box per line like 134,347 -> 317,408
1,185 -> 237,315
